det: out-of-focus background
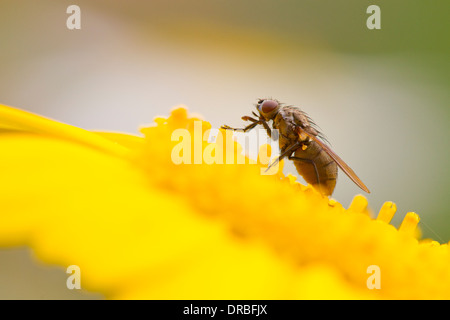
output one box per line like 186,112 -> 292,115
0,0 -> 448,299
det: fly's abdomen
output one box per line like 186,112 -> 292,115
292,141 -> 338,196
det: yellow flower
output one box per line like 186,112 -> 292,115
0,103 -> 449,299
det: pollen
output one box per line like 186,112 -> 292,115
299,132 -> 308,141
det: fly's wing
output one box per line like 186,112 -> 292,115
297,127 -> 371,193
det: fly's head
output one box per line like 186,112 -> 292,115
256,99 -> 280,121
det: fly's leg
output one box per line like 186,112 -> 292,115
261,120 -> 273,138
221,115 -> 260,132
265,141 -> 302,172
221,115 -> 272,138
244,115 -> 272,138
221,121 -> 259,132
241,116 -> 258,122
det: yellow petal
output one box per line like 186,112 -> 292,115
0,104 -> 129,158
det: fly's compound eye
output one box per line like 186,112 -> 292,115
259,99 -> 279,114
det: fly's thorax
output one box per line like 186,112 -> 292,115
273,112 -> 298,142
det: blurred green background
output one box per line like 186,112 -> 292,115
0,0 -> 448,299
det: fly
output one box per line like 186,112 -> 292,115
221,99 -> 370,196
